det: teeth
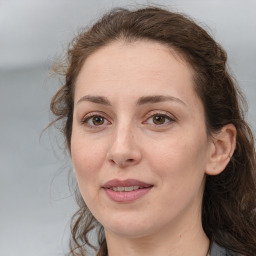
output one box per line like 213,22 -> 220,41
112,186 -> 140,192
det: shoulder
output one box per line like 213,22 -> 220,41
210,241 -> 240,256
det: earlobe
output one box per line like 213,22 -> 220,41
205,124 -> 237,176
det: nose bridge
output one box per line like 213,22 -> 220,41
107,118 -> 141,167
112,120 -> 135,155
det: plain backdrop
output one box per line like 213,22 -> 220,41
0,0 -> 255,255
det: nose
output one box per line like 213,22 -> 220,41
107,124 -> 142,168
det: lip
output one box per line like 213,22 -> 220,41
102,179 -> 153,203
103,179 -> 153,188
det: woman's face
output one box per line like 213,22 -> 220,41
71,40 -> 212,238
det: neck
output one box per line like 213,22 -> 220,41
105,211 -> 209,256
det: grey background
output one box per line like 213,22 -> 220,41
0,0 -> 255,255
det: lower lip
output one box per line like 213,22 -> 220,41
103,187 -> 152,203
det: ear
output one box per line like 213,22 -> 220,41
205,124 -> 237,175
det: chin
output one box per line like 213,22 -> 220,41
102,213 -> 157,239
107,225 -> 152,239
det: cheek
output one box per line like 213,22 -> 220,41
71,135 -> 106,188
147,132 -> 208,191
150,136 -> 207,168
71,141 -> 105,210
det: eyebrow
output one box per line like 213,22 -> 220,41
76,95 -> 112,106
76,94 -> 186,107
136,95 -> 186,106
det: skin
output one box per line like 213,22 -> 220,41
71,40 -> 236,256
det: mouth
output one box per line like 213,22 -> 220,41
102,179 -> 153,202
103,178 -> 153,190
110,185 -> 145,192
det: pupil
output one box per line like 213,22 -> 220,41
154,115 -> 165,124
93,116 -> 104,125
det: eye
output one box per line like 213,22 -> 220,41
81,114 -> 110,128
145,113 -> 175,126
152,115 -> 168,125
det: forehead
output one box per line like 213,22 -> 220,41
74,40 -> 199,107
77,40 -> 192,81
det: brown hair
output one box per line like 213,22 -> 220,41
50,7 -> 256,256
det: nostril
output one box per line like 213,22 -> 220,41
127,159 -> 134,162
110,159 -> 115,164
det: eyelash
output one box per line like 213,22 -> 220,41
81,112 -> 111,129
143,112 -> 175,127
81,111 -> 175,129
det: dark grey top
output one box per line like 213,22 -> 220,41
210,241 -> 238,256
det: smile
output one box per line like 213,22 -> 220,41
111,186 -> 141,192
103,179 -> 153,202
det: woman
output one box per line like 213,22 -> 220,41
50,7 -> 256,256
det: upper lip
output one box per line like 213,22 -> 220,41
103,179 -> 153,188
